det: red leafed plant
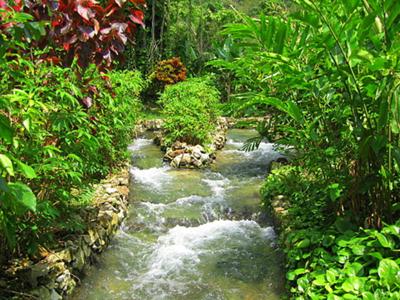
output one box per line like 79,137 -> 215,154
1,0 -> 146,68
50,0 -> 146,68
155,57 -> 187,85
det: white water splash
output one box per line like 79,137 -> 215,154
134,220 -> 276,297
130,166 -> 171,189
226,139 -> 244,148
225,141 -> 283,161
128,138 -> 153,152
202,176 -> 230,198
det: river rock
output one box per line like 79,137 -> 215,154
140,119 -> 164,131
181,154 -> 192,166
192,159 -> 203,168
106,187 -> 118,194
153,132 -> 163,146
165,149 -> 185,160
171,154 -> 182,168
192,151 -> 201,160
72,248 -> 85,272
200,153 -> 210,163
45,250 -> 72,264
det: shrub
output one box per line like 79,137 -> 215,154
159,77 -> 220,146
0,54 -> 144,256
284,223 -> 400,299
261,166 -> 338,229
0,0 -> 145,68
262,167 -> 400,299
155,57 -> 187,85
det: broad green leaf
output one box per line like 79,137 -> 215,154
286,101 -> 304,124
362,292 -> 375,300
0,154 -> 14,176
375,232 -> 393,249
8,182 -> 37,214
328,183 -> 342,201
326,269 -> 338,283
296,238 -> 311,248
312,275 -> 326,286
22,119 -> 30,132
342,277 -> 362,293
16,160 -> 37,179
344,262 -> 363,277
350,244 -> 365,255
0,115 -> 13,143
378,259 -> 400,285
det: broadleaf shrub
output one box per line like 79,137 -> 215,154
0,14 -> 145,256
155,57 -> 187,85
0,0 -> 146,68
159,77 -> 220,146
262,166 -> 400,299
284,223 -> 400,299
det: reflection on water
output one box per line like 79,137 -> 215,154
72,129 -> 285,300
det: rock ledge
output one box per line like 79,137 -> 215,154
0,167 -> 130,300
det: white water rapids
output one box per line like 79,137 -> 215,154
72,129 -> 285,300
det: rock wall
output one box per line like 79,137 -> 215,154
134,119 -> 164,136
0,167 -> 130,300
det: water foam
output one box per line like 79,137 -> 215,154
224,141 -> 282,161
134,220 -> 276,296
128,138 -> 153,152
202,176 -> 230,198
130,166 -> 171,189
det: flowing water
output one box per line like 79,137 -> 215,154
72,129 -> 285,300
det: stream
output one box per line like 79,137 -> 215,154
72,129 -> 285,300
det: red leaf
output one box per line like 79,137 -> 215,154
77,4 -> 94,21
129,10 -> 144,28
129,0 -> 146,5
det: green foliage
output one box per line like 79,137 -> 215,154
284,222 -> 400,299
261,166 -> 337,229
163,0 -> 240,73
159,77 -> 220,146
262,166 -> 400,298
0,12 -> 145,255
216,0 -> 400,226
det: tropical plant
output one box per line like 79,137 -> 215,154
154,57 -> 187,85
0,9 -> 145,257
215,0 -> 400,227
158,77 -> 220,146
0,0 -> 146,68
285,222 -> 400,299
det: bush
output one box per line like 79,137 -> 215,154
155,57 -> 187,85
261,166 -> 338,230
159,77 -> 220,146
262,167 -> 400,299
285,223 -> 400,299
0,54 -> 144,255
